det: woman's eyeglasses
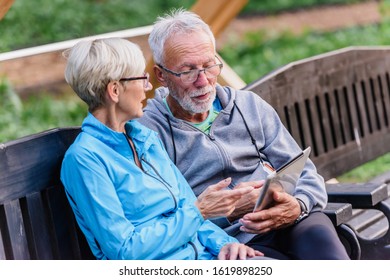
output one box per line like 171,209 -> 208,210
119,72 -> 150,88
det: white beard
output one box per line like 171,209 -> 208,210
169,85 -> 216,114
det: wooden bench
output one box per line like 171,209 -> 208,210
0,127 -> 93,259
243,46 -> 390,259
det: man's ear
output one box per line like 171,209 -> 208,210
154,65 -> 168,87
107,81 -> 120,103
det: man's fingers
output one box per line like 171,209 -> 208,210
235,180 -> 265,189
229,186 -> 254,197
210,179 -> 263,197
210,177 -> 232,191
209,179 -> 254,198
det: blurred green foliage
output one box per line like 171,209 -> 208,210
243,0 -> 366,15
0,0 -> 388,181
0,0 -> 195,52
0,0 -> 368,52
220,19 -> 390,83
0,81 -> 87,142
338,153 -> 390,182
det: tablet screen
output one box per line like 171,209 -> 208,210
253,147 -> 311,212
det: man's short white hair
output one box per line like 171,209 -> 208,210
148,8 -> 216,65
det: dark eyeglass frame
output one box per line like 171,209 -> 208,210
119,72 -> 150,88
157,56 -> 223,84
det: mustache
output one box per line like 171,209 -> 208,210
189,86 -> 214,98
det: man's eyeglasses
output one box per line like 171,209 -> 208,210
157,57 -> 223,84
119,72 -> 150,88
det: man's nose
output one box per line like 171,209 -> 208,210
194,69 -> 209,86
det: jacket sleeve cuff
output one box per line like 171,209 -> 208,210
295,194 -> 312,212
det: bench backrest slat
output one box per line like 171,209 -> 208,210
45,185 -> 82,259
2,199 -> 30,259
243,46 -> 390,180
24,191 -> 55,259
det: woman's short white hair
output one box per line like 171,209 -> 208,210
63,37 -> 145,111
148,8 -> 216,65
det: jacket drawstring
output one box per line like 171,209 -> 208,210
164,101 -> 265,166
166,114 -> 178,165
233,100 -> 265,165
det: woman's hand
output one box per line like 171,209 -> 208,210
218,243 -> 264,260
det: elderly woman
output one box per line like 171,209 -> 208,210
60,38 -> 263,260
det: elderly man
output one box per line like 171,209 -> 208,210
139,8 -> 349,260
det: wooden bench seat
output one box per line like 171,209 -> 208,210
348,208 -> 388,239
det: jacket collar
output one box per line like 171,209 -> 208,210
82,113 -> 157,156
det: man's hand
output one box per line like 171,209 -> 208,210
239,190 -> 301,234
227,180 -> 264,221
218,243 -> 264,260
195,178 -> 254,220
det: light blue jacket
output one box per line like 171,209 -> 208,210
60,113 -> 237,260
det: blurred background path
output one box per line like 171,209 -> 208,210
218,1 -> 381,46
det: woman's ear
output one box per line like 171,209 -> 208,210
106,81 -> 120,103
154,65 -> 168,87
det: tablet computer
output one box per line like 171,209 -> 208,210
253,147 -> 311,212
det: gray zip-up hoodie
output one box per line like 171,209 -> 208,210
139,84 -> 327,241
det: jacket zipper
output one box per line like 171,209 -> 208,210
124,133 -> 178,210
180,121 -> 232,179
143,157 -> 200,259
141,157 -> 178,211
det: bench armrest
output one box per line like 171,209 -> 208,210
323,202 -> 360,259
326,182 -> 389,208
324,202 -> 353,226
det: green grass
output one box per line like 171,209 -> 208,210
337,153 -> 390,182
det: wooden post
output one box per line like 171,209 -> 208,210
145,0 -> 248,99
0,0 -> 14,20
190,0 -> 248,37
